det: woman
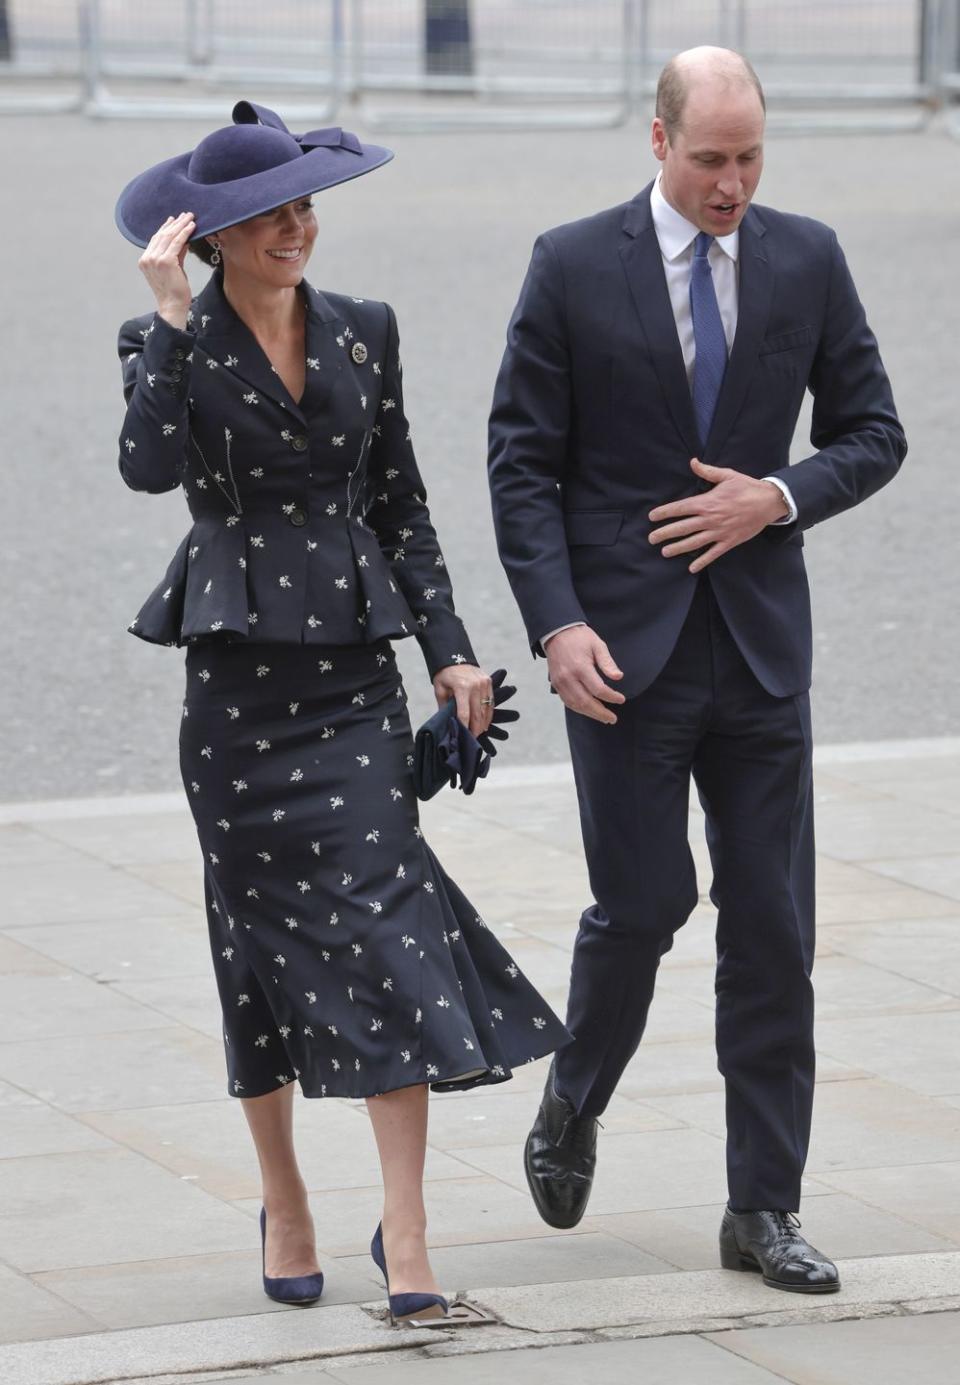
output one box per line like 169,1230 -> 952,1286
114,101 -> 568,1324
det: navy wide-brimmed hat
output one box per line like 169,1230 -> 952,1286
115,100 -> 394,247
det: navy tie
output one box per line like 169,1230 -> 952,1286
689,231 -> 728,449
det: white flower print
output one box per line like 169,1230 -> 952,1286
206,358 -> 219,369
330,795 -> 344,810
401,1049 -> 411,1063
373,362 -> 381,375
311,840 -> 321,855
506,964 -> 519,979
297,880 -> 310,894
232,779 -> 248,793
278,575 -> 292,588
437,995 -> 451,1008
233,1079 -> 244,1092
216,818 -> 230,831
209,852 -> 219,865
305,991 -> 317,1004
492,1008 -> 503,1021
304,1025 -> 314,1037
371,1018 -> 382,1032
256,665 -> 270,678
276,1073 -> 291,1086
318,659 -> 334,673
246,887 -> 259,899
201,746 -> 213,759
533,1017 -> 547,1030
385,467 -> 400,480
307,356 -> 320,369
198,667 -> 211,681
332,1058 -> 341,1071
257,851 -> 272,862
272,808 -> 285,822
356,754 -> 371,768
325,502 -> 338,516
238,993 -> 251,1006
322,949 -> 331,961
329,912 -> 339,926
285,916 -> 299,930
423,587 -> 437,600
383,977 -> 393,991
426,1063 -> 439,1078
463,1038 -> 475,1050
279,1024 -> 291,1039
225,354 -> 238,367
401,934 -> 415,949
227,706 -> 240,719
451,653 -> 467,664
250,534 -> 265,547
328,1025 -> 338,1036
254,1034 -> 269,1048
242,391 -> 258,405
415,1008 -> 422,1023
332,435 -> 346,447
366,829 -> 380,844
341,872 -> 353,885
222,946 -> 234,960
256,739 -> 271,752
423,880 -> 435,893
124,437 -> 136,453
273,954 -> 286,967
289,702 -> 300,715
390,787 -> 403,802
369,900 -> 383,914
250,468 -> 264,479
396,864 -> 406,879
290,768 -> 303,782
162,422 -> 176,436
334,576 -> 348,590
381,717 -> 391,732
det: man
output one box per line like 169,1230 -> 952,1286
487,47 -> 905,1293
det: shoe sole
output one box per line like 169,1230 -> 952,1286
720,1247 -> 840,1293
523,1140 -> 588,1230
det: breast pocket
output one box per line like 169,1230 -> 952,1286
759,326 -> 814,356
564,510 -> 624,546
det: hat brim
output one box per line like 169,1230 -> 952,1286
115,141 -> 394,248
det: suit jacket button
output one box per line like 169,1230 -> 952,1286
289,507 -> 308,527
291,434 -> 309,452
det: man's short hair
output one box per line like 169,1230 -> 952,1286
656,51 -> 765,140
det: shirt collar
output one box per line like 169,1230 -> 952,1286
650,171 -> 739,264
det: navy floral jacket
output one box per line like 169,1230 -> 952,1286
117,274 -> 476,677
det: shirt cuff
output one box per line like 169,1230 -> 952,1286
763,476 -> 798,525
542,621 -> 586,647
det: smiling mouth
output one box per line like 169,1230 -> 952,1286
266,248 -> 302,260
712,203 -> 738,215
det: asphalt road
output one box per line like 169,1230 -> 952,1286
1,112 -> 957,801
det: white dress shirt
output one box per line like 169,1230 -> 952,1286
542,174 -> 796,648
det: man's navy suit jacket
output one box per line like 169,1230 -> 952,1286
488,183 -> 907,700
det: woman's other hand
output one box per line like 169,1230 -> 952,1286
432,664 -> 494,738
138,213 -> 196,329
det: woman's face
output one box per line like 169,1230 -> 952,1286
212,196 -> 318,288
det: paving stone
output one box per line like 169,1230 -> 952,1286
0,1147 -> 258,1272
33,1249 -> 382,1329
107,972 -> 246,1041
817,884 -> 959,925
0,1263 -> 101,1345
816,1011 -> 960,1097
81,1098 -> 473,1200
33,813 -> 202,867
860,855 -> 960,903
0,1025 -> 226,1111
423,1087 -> 677,1151
4,913 -> 212,984
234,1177 -> 564,1259
453,1127 -> 729,1214
340,1231 -> 674,1293
0,1305 -> 433,1385
818,1162 -> 960,1242
324,1335 -> 786,1383
0,1106 -> 114,1160
475,1252 -> 960,1334
820,918 -> 960,997
707,1307 -> 960,1385
127,858 -> 206,907
0,825 -> 88,868
813,802 -> 960,861
0,934 -> 64,976
0,860 -> 195,926
592,1191 -> 958,1269
0,973 -> 173,1043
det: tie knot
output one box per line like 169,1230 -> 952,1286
694,231 -> 714,259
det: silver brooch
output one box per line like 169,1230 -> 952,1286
351,342 -> 368,365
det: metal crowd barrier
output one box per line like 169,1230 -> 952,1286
0,0 -> 958,131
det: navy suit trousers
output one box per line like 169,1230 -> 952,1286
558,579 -> 816,1211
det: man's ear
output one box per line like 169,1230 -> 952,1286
651,117 -> 668,163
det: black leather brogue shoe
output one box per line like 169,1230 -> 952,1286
523,1060 -> 598,1229
720,1208 -> 840,1293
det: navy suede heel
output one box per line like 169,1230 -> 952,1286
260,1207 -> 324,1306
371,1222 -> 448,1324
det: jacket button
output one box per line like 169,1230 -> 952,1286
291,434 -> 308,452
289,507 -> 308,527
171,369 -> 182,381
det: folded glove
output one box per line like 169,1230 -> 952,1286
412,668 -> 518,801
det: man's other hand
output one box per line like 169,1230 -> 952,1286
545,626 -> 626,724
648,457 -> 789,573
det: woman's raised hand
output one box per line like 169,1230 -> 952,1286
432,664 -> 495,739
138,213 -> 196,329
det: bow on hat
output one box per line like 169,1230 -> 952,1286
232,99 -> 364,157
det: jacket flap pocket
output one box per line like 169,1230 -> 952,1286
760,326 -> 814,356
564,510 -> 624,546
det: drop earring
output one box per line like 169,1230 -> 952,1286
210,241 -> 222,267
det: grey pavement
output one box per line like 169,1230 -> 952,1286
1,112 -> 959,800
1,737 -> 960,1383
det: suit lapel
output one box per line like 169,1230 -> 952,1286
618,190 -> 700,458
704,209 -> 772,461
192,275 -> 345,424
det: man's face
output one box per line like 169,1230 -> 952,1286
652,82 -> 765,236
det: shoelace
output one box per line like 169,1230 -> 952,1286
770,1210 -> 804,1247
566,1115 -> 602,1156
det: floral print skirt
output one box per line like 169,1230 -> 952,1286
180,639 -> 569,1099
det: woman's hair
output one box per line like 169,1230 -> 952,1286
188,239 -> 218,267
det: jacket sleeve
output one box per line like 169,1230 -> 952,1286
766,230 -> 906,534
117,312 -> 197,493
365,303 -> 478,678
487,234 -> 587,655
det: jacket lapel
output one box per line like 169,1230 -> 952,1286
618,187 -> 700,459
191,275 -> 346,424
703,208 -> 772,461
